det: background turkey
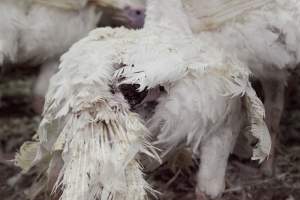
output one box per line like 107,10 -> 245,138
0,0 -> 146,113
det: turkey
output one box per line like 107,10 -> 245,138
0,0 -> 146,113
182,0 -> 300,176
15,0 -> 271,199
113,0 -> 271,198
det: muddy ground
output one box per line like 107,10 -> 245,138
0,67 -> 299,200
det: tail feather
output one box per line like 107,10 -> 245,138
53,96 -> 157,200
17,93 -> 158,200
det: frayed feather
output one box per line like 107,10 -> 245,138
244,83 -> 271,163
15,138 -> 39,173
51,96 -> 158,200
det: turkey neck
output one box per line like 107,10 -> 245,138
144,0 -> 193,36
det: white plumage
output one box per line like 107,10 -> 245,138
40,28 -> 159,200
16,25 -> 159,200
183,0 -> 300,175
16,0 -> 271,199
0,0 -> 100,66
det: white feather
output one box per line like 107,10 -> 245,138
27,27 -> 159,200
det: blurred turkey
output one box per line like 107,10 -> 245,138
182,0 -> 300,176
15,0 -> 271,199
0,0 -> 145,113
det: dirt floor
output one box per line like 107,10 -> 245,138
0,67 -> 300,200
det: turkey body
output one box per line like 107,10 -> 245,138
0,0 -> 101,66
15,0 -> 271,200
183,0 -> 300,176
113,0 -> 270,198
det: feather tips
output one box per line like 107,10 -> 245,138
244,84 -> 272,163
15,140 -> 39,173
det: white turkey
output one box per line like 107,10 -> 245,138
0,0 -> 146,113
15,0 -> 271,199
182,0 -> 300,176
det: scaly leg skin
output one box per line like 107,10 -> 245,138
0,23 -> 20,70
0,41 -> 6,71
196,128 -> 236,199
196,191 -> 208,200
260,79 -> 285,177
0,44 -> 5,108
0,52 -> 4,67
33,60 -> 59,113
48,152 -> 63,200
